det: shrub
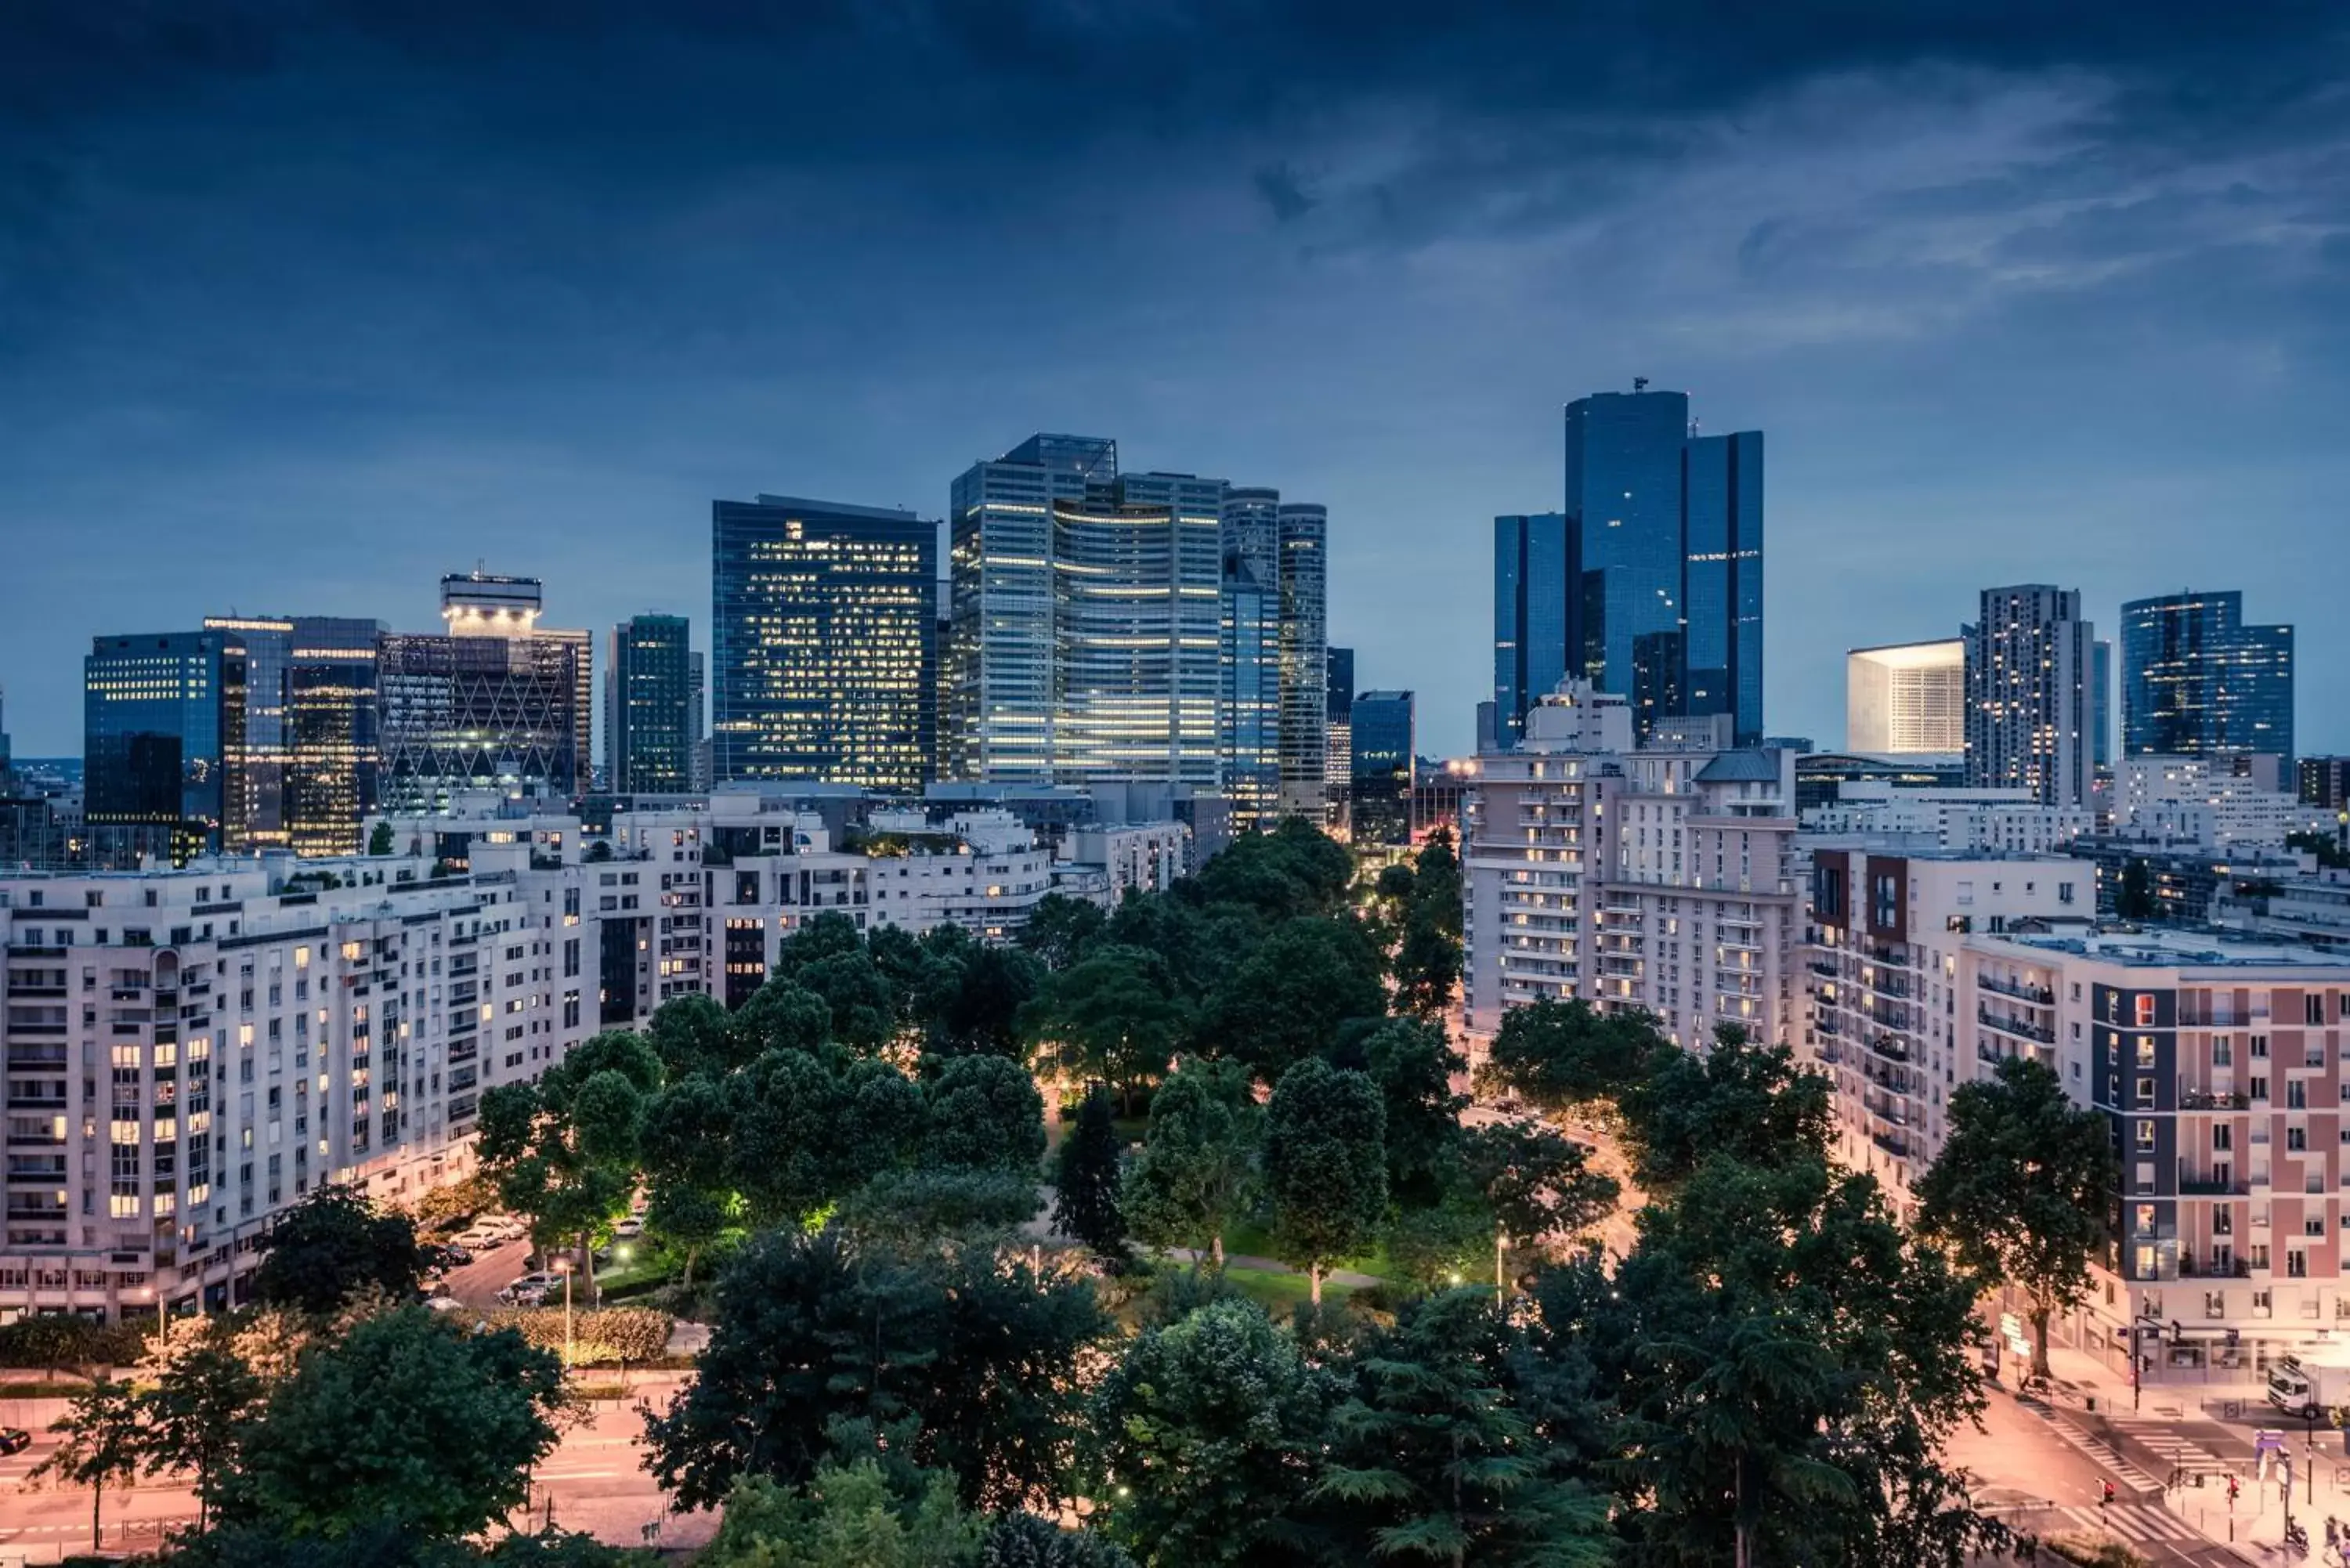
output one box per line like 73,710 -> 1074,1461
475,1307 -> 673,1365
0,1315 -> 150,1374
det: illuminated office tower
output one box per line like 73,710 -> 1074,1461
1964,584 -> 2095,809
83,629 -> 250,862
204,615 -> 382,856
378,573 -> 591,812
2120,590 -> 2294,765
710,496 -> 935,790
1220,545 -> 1280,829
1493,511 -> 1574,747
1557,386 -> 1764,743
1274,502 -> 1330,819
1219,488 -> 1329,826
948,436 -> 1221,787
1350,688 -> 1414,845
606,614 -> 697,794
1325,645 -> 1354,792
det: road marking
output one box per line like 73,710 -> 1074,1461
534,1469 -> 624,1481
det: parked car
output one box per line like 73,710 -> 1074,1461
0,1426 -> 31,1455
499,1270 -> 563,1306
438,1243 -> 473,1268
613,1218 -> 643,1240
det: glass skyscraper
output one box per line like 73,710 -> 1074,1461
1350,688 -> 1415,846
1500,388 -> 1764,746
2120,590 -> 2294,764
378,575 -> 591,813
203,615 -> 382,856
1492,512 -> 1573,748
84,630 -> 250,862
712,496 -> 937,790
606,614 -> 697,794
949,437 -> 1222,788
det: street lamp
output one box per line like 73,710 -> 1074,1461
551,1256 -> 574,1372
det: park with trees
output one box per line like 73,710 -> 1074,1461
15,818 -> 2126,1564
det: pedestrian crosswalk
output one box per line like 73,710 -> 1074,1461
1994,1503 -> 2204,1547
2104,1412 -> 2236,1483
2027,1402 -> 2166,1497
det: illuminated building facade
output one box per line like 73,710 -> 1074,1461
949,436 -> 1224,789
378,574 -> 591,812
83,630 -> 250,863
1219,493 -> 1281,829
203,616 -> 382,857
1964,584 -> 2096,809
1274,502 -> 1330,820
1845,638 -> 1965,754
2120,589 -> 2295,766
711,496 -> 936,789
1351,688 -> 1414,846
606,613 -> 697,793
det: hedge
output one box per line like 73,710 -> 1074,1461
474,1306 -> 672,1366
0,1316 -> 151,1372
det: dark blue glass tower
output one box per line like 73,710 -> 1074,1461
85,630 -> 250,862
1535,387 -> 1764,745
1491,513 -> 1573,747
2120,590 -> 2294,764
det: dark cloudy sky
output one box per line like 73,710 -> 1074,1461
4,2 -> 2347,759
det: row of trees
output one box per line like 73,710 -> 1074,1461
649,995 -> 2058,1566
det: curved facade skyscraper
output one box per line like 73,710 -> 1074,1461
2120,589 -> 2294,765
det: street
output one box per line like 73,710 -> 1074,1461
0,1374 -> 710,1566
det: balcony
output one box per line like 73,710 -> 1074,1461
2177,1255 -> 2253,1278
1871,1129 -> 1911,1159
2180,1089 -> 2251,1111
1862,1034 -> 1912,1064
1808,960 -> 1841,980
1979,974 -> 2055,1006
1978,1007 -> 2055,1046
2179,1174 -> 2251,1196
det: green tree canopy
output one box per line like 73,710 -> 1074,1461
250,1183 -> 429,1317
645,992 -> 745,1082
1014,894 -> 1111,972
1309,1288 -> 1611,1568
1616,1025 -> 1833,1189
645,1227 -> 1109,1512
920,1054 -> 1047,1172
1020,945 -> 1191,1108
1052,1082 -> 1128,1259
639,1072 -> 739,1284
1087,1297 -> 1333,1567
1914,1053 -> 2117,1380
34,1375 -> 148,1552
1462,1119 -> 1618,1293
1478,998 -> 1663,1113
1123,1059 -> 1260,1268
222,1307 -> 565,1541
1351,1018 -> 1468,1210
1261,1058 -> 1387,1303
728,1049 -> 919,1227
1183,818 -> 1355,923
1196,918 -> 1387,1086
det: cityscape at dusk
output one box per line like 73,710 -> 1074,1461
3,5 -> 2348,1566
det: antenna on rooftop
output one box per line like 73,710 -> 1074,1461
1633,376 -> 1650,392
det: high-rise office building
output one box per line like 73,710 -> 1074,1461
2092,638 -> 2113,771
378,574 -> 591,813
1492,512 -> 1574,748
1351,689 -> 1415,845
84,630 -> 251,862
2120,590 -> 2294,765
949,437 -> 1222,788
202,616 -> 382,857
0,685 -> 11,792
1219,555 -> 1280,830
1274,502 -> 1330,820
605,615 -> 697,794
1325,645 -> 1355,791
1556,386 -> 1765,744
712,496 -> 937,790
2300,757 -> 2350,814
1964,585 -> 2095,809
1845,639 -> 1964,753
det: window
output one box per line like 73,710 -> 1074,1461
2253,1034 -> 2271,1060
2289,1080 -> 2308,1110
2206,1292 -> 2227,1319
2289,1127 -> 2308,1151
2214,1037 -> 2233,1067
2138,1076 -> 2156,1104
2214,1125 -> 2232,1151
2136,1119 -> 2157,1149
2136,995 -> 2157,1028
2254,1291 -> 2274,1319
2311,995 -> 2326,1027
2137,1037 -> 2157,1068
2252,1077 -> 2271,1102
2135,1204 -> 2157,1234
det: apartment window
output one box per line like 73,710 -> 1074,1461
2252,1077 -> 2270,1102
2136,995 -> 2157,1028
2138,1076 -> 2156,1104
2289,1127 -> 2308,1152
2289,1081 -> 2308,1110
2214,1125 -> 2232,1151
2311,995 -> 2327,1027
2205,1292 -> 2227,1319
2136,1120 -> 2157,1149
2253,1035 -> 2271,1060
2214,1038 -> 2233,1067
2254,1292 -> 2275,1319
2137,1038 -> 2157,1068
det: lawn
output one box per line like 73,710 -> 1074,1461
1223,1263 -> 1361,1313
1219,1218 -> 1394,1280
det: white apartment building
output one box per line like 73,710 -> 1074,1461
1961,929 -> 2350,1386
1801,783 -> 2092,855
1804,847 -> 2092,1209
2,839 -> 600,1323
1463,683 -> 1802,1056
2119,755 -> 2332,851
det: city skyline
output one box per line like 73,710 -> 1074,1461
5,8 -> 2348,760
